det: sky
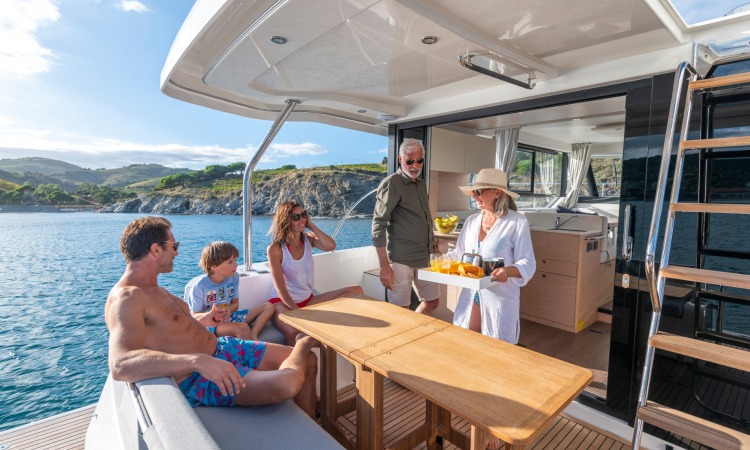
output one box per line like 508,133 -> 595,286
0,0 -> 387,171
0,1 -> 745,172
671,0 -> 750,24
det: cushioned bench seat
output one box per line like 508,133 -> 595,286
86,375 -> 343,449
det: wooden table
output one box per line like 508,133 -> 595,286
281,297 -> 592,450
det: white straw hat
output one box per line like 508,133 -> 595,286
458,168 -> 519,199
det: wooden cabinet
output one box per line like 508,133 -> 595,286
520,230 -> 614,333
430,127 -> 494,173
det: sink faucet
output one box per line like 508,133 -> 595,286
554,215 -> 579,230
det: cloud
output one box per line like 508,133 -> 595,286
0,0 -> 60,77
116,1 -> 151,13
0,125 -> 254,169
0,125 -> 336,170
267,142 -> 327,158
370,147 -> 388,154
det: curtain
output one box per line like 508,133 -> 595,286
494,127 -> 520,175
537,152 -> 555,195
561,142 -> 593,208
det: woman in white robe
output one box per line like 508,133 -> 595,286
450,168 -> 536,344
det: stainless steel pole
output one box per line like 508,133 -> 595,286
242,99 -> 300,272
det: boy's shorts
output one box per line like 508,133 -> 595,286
229,308 -> 249,323
386,262 -> 440,307
178,336 -> 267,406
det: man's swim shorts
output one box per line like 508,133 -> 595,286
178,336 -> 267,406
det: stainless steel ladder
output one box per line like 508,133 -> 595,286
632,63 -> 750,449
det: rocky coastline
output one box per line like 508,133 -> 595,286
101,169 -> 383,217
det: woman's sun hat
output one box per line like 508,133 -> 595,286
458,168 -> 520,199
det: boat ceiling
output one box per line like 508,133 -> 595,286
162,0 -> 750,137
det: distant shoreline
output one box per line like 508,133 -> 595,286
0,205 -> 373,219
0,205 -> 98,213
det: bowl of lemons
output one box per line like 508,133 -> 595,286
434,214 -> 459,233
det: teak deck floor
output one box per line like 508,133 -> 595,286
0,404 -> 95,450
335,380 -> 629,450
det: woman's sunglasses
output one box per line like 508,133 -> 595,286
405,157 -> 425,165
472,189 -> 485,196
291,210 -> 308,221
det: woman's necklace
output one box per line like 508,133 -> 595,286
481,214 -> 495,232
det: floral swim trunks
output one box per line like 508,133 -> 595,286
229,308 -> 249,323
178,336 -> 267,407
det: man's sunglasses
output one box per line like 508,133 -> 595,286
405,157 -> 425,165
161,241 -> 180,251
291,210 -> 308,221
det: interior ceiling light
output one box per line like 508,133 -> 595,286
377,114 -> 399,122
357,109 -> 367,113
421,36 -> 438,45
271,36 -> 287,44
458,54 -> 534,90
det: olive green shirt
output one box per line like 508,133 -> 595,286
372,168 -> 435,268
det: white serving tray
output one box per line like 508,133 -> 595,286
418,268 -> 497,290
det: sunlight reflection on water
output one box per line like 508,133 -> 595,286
0,212 -> 373,431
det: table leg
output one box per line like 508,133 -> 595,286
319,345 -> 337,430
432,404 -> 468,449
319,345 -> 355,449
425,400 -> 440,450
356,365 -> 383,450
470,425 -> 488,450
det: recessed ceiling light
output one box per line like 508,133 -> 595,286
357,109 -> 367,113
271,36 -> 287,44
421,36 -> 438,45
572,118 -> 581,121
377,114 -> 399,122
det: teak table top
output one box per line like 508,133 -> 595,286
361,324 -> 592,446
281,297 -> 592,448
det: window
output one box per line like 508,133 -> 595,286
665,0 -> 750,26
579,157 -> 622,198
508,146 -> 563,209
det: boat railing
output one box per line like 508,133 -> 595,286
242,99 -> 300,272
644,61 -> 698,313
332,188 -> 377,240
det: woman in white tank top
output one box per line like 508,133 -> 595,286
267,201 -> 363,345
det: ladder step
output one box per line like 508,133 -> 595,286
689,71 -> 750,91
660,265 -> 750,290
680,136 -> 750,150
637,402 -> 750,450
650,332 -> 750,372
671,202 -> 750,214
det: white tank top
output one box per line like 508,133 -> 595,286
269,235 -> 315,303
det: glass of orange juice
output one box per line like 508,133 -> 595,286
440,254 -> 454,273
430,253 -> 443,272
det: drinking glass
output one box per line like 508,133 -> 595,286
430,253 -> 443,271
441,254 -> 454,273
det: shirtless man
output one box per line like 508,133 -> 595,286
105,216 -> 318,417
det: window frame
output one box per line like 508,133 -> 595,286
510,144 -> 565,198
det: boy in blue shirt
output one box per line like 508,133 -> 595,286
184,241 -> 273,340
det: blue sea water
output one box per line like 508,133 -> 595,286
0,212 -> 373,432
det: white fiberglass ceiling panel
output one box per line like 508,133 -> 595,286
432,0 -> 664,58
203,0 -> 665,105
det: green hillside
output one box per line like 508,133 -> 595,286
0,158 -> 192,191
58,164 -> 192,187
0,157 -> 82,175
0,178 -> 19,190
0,168 -> 78,192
